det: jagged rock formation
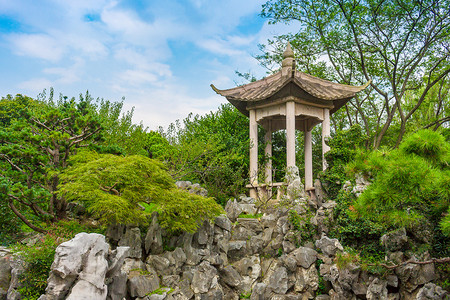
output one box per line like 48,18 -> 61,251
2,196 -> 448,300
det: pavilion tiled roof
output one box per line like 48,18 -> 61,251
211,43 -> 370,117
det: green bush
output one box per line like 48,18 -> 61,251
60,150 -> 224,233
329,190 -> 385,257
321,125 -> 367,199
400,129 -> 449,167
347,130 -> 449,256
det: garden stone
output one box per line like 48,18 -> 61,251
162,275 -> 181,288
231,225 -> 253,241
314,179 -> 326,205
337,263 -> 360,291
106,246 -> 129,277
233,256 -> 261,280
249,235 -> 264,254
261,214 -> 277,228
294,264 -> 319,293
281,255 -> 297,272
291,246 -> 317,268
387,275 -> 399,288
315,235 -> 343,257
148,294 -> 167,300
198,276 -> 224,299
250,283 -> 267,300
178,279 -> 194,299
0,255 -> 11,294
191,261 -> 218,294
122,258 -> 145,273
43,233 -> 108,300
172,247 -> 187,269
366,278 -> 388,300
262,227 -> 274,245
214,215 -> 232,232
225,199 -> 242,222
352,173 -> 371,197
237,218 -> 263,233
227,241 -> 247,260
381,228 -> 408,252
267,266 -> 289,294
315,295 -> 330,300
182,234 -> 202,265
282,241 -> 296,254
127,270 -> 160,298
147,255 -> 170,275
145,212 -> 164,255
107,270 -> 127,300
415,283 -> 448,299
6,257 -> 23,300
219,265 -> 242,287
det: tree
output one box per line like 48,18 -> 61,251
260,0 -> 450,148
0,93 -> 103,232
59,150 -> 224,233
347,130 -> 450,255
158,104 -> 252,204
0,90 -> 144,233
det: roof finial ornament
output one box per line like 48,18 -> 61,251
282,42 -> 295,69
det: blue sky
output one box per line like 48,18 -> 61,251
0,0 -> 292,129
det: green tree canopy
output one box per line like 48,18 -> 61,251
59,150 -> 224,233
259,0 -> 450,148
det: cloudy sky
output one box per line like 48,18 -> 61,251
0,0 -> 292,129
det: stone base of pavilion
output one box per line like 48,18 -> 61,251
246,181 -> 317,203
245,182 -> 287,202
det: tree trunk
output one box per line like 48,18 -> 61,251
9,200 -> 46,233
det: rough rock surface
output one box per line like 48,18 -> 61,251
6,187 -> 445,300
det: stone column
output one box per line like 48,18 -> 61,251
304,128 -> 313,189
249,109 -> 258,198
286,101 -> 296,168
264,120 -> 272,185
322,108 -> 331,171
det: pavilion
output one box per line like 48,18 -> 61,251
211,43 -> 370,198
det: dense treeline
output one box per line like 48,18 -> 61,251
0,90 -> 223,239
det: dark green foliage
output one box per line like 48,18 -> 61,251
321,125 -> 367,199
347,130 -> 450,256
400,129 -> 450,167
160,104 -> 251,204
289,209 -> 316,245
328,190 -> 385,257
59,150 -> 224,233
0,91 -> 146,233
15,236 -> 56,299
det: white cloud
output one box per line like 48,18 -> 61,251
18,78 -> 53,93
7,33 -> 65,62
0,0 -> 296,128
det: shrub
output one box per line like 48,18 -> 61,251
347,130 -> 450,256
400,129 -> 449,167
60,150 -> 224,233
321,125 -> 367,199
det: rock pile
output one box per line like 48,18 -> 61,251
2,194 -> 448,300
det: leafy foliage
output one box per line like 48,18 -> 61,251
259,0 -> 450,147
321,125 -> 367,199
345,130 -> 450,256
0,91 -> 146,233
59,150 -> 224,233
158,104 -> 251,204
